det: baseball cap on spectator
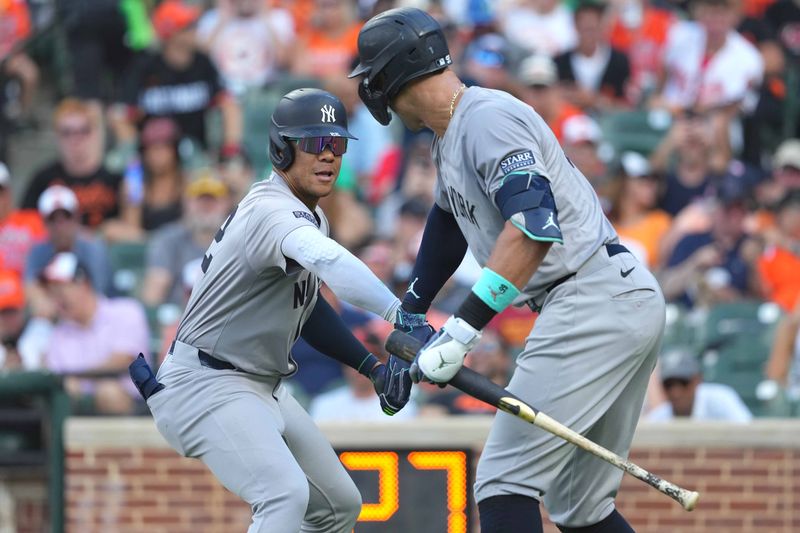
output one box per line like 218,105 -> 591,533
620,151 -> 651,178
140,117 -> 180,148
659,348 -> 701,381
153,0 -> 200,41
38,185 -> 79,218
0,271 -> 24,310
714,168 -> 752,207
41,252 -> 91,285
186,170 -> 229,198
773,139 -> 800,171
518,55 -> 557,87
0,162 -> 10,188
562,115 -> 602,145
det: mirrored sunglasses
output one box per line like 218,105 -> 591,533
294,136 -> 348,156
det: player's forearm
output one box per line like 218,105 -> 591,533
281,226 -> 400,321
300,294 -> 378,376
485,221 -> 551,290
401,205 -> 468,313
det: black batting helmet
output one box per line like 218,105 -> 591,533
269,88 -> 357,170
348,8 -> 452,126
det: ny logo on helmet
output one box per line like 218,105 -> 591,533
320,105 -> 336,123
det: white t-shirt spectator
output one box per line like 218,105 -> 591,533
647,382 -> 753,422
660,22 -> 763,112
309,386 -> 418,422
197,8 -> 294,95
501,4 -> 577,57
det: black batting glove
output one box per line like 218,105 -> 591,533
369,355 -> 413,416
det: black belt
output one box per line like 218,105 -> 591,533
170,340 -> 238,371
545,243 -> 630,293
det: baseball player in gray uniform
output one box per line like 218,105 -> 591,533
129,89 -> 418,533
350,8 -> 665,533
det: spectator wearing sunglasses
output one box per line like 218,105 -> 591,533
646,347 -> 752,422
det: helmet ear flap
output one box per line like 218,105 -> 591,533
269,126 -> 293,170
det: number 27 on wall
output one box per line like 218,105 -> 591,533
339,451 -> 468,533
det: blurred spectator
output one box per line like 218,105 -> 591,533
771,139 -> 800,198
0,270 -> 26,370
0,0 -> 39,126
561,114 -> 607,195
0,162 -> 45,278
111,0 -> 243,153
63,0 -> 148,103
650,111 -> 726,217
375,132 -> 437,238
761,299 -> 800,404
653,0 -> 763,115
554,0 -> 631,111
609,0 -> 675,103
659,175 -> 760,307
41,252 -> 149,415
647,347 -> 752,421
105,117 -> 186,241
419,330 -> 512,416
517,54 -> 584,143
197,0 -> 294,96
22,98 -> 123,229
500,0 -> 577,57
290,0 -> 361,80
757,190 -> 800,311
608,152 -> 673,269
765,0 -> 800,64
461,33 -> 517,91
141,170 -> 232,308
325,72 -> 398,203
25,185 -> 113,318
357,240 -> 395,285
217,148 -> 255,203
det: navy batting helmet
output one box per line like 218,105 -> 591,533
348,8 -> 452,125
269,88 -> 357,170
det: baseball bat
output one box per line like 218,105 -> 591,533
386,330 -> 700,512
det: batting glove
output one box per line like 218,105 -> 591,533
369,355 -> 412,416
409,316 -> 481,384
394,307 -> 436,343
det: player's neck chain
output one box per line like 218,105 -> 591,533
449,84 -> 466,119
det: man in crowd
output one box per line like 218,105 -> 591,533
647,347 -> 752,422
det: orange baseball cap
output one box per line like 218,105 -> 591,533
152,0 -> 201,41
0,271 -> 24,310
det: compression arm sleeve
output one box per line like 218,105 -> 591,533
300,294 -> 377,376
281,225 -> 400,322
401,204 -> 468,313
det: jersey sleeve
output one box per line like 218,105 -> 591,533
244,200 -> 320,273
463,103 -> 550,200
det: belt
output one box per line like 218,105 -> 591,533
169,340 -> 238,371
545,243 -> 631,294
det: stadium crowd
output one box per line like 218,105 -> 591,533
0,0 -> 799,420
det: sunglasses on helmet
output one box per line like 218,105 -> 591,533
293,136 -> 348,156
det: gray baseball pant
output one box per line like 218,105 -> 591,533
147,341 -> 362,533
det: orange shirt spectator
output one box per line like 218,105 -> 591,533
758,246 -> 800,311
291,0 -> 361,79
0,163 -> 46,277
550,102 -> 584,143
609,4 -> 674,100
616,210 -> 672,268
0,0 -> 31,58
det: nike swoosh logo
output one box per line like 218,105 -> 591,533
621,267 -> 635,278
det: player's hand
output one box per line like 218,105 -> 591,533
409,316 -> 481,384
369,355 -> 412,416
394,307 -> 436,345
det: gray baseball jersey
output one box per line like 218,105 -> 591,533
432,87 -> 616,301
176,172 -> 326,376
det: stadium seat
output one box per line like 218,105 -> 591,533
596,109 -> 671,158
698,301 -> 784,416
108,241 -> 148,298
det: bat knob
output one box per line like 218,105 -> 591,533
682,491 -> 700,511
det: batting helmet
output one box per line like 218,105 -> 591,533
348,8 -> 452,126
269,88 -> 357,170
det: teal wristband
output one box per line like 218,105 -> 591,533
471,268 -> 520,313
